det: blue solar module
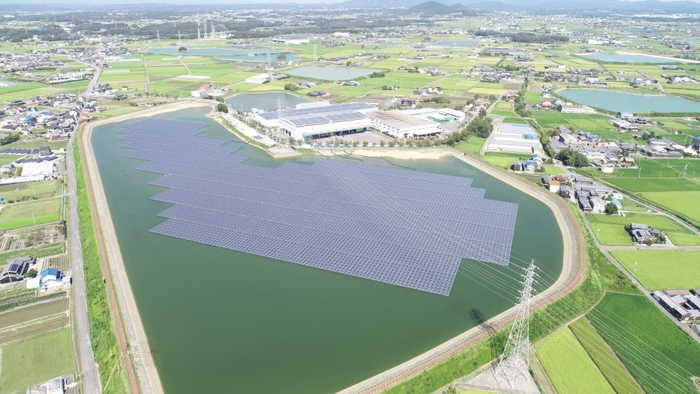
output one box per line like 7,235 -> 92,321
257,102 -> 375,121
119,119 -> 519,296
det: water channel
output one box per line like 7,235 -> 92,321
92,106 -> 564,393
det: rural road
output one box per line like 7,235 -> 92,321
67,67 -> 104,394
67,128 -> 102,394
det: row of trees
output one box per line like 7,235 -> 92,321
444,110 -> 493,147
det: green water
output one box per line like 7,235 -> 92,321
92,107 -> 563,393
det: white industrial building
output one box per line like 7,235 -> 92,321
279,110 -> 372,140
367,111 -> 443,139
486,123 -> 541,154
21,161 -> 55,177
402,108 -> 465,123
559,104 -> 595,114
271,37 -> 309,45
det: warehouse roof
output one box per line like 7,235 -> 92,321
367,111 -> 437,130
282,110 -> 367,127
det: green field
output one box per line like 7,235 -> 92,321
587,212 -> 700,246
483,152 -> 532,169
640,191 -> 700,225
541,165 -> 566,175
611,250 -> 700,290
589,293 -> 700,394
569,318 -> 644,394
0,198 -> 62,231
535,327 -> 615,394
0,180 -> 63,202
456,136 -> 486,155
0,329 -> 75,394
603,177 -> 700,192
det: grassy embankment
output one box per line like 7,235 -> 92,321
384,203 -> 637,394
73,134 -> 130,394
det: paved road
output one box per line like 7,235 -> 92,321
68,62 -> 103,394
67,130 -> 102,394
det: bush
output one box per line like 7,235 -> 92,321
216,103 -> 228,113
25,268 -> 37,278
605,203 -> 618,215
284,83 -> 300,91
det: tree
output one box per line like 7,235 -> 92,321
284,83 -> 300,91
555,148 -> 590,167
346,60 -> 352,66
466,116 -> 494,138
362,141 -> 368,147
605,202 -> 619,215
216,103 -> 228,113
25,268 -> 37,278
178,46 -> 187,52
288,137 -> 296,145
380,140 -> 386,147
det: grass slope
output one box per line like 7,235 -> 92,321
0,329 -> 75,394
535,327 -> 615,394
589,293 -> 700,394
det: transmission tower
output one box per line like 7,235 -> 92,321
679,164 -> 688,178
496,260 -> 536,389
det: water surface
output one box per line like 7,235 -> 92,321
287,66 -> 381,80
559,89 -> 700,113
225,92 -> 309,112
92,106 -> 564,393
578,53 -> 680,63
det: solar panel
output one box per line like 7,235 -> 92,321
120,119 -> 519,296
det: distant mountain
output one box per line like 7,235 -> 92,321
409,0 -> 476,14
450,3 -> 468,10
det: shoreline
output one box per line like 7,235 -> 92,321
80,100 -> 209,394
81,101 -> 583,394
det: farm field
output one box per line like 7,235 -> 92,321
541,166 -> 566,175
603,177 -> 700,192
0,180 -> 63,202
0,329 -> 75,394
640,191 -> 700,225
611,250 -> 700,290
535,327 -> 615,394
586,212 -> 700,246
456,136 -> 486,155
483,152 -> 531,169
588,293 -> 700,394
0,198 -> 62,231
568,318 -> 644,394
0,298 -> 68,330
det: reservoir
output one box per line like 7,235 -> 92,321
558,89 -> 700,113
287,66 -> 381,80
578,53 -> 681,63
91,106 -> 564,393
220,53 -> 301,63
225,92 -> 309,112
147,47 -> 282,56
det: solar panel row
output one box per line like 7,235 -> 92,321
119,119 -> 519,296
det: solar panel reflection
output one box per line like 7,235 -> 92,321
120,119 -> 518,296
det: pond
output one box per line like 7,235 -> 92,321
147,47 -> 280,56
287,66 -> 381,80
577,53 -> 683,63
558,89 -> 700,113
220,53 -> 301,63
225,92 -> 309,112
92,106 -> 564,393
433,40 -> 478,47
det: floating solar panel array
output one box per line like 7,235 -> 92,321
256,102 -> 375,121
119,118 -> 519,296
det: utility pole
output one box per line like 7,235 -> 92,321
496,261 -> 536,388
634,261 -> 638,276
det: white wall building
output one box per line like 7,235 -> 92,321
367,111 -> 443,138
21,161 -> 55,177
